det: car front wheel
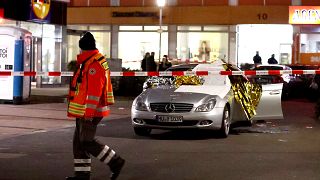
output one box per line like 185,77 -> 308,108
218,106 -> 230,138
134,127 -> 152,136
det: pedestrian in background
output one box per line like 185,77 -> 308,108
253,51 -> 262,66
198,40 -> 211,61
141,52 -> 150,71
66,32 -> 125,180
146,51 -> 157,71
158,55 -> 172,71
268,54 -> 278,64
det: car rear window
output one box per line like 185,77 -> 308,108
255,66 -> 283,70
167,67 -> 194,71
166,64 -> 198,71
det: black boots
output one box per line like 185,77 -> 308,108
109,156 -> 125,180
67,157 -> 125,180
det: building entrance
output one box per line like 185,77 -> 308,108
237,24 -> 293,66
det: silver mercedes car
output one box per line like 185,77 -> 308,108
131,60 -> 283,138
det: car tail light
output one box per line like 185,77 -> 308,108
272,76 -> 283,83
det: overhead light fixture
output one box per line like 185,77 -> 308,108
157,0 -> 165,7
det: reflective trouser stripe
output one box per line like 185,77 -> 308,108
74,167 -> 91,172
103,150 -> 115,164
74,158 -> 91,172
107,98 -> 114,104
97,145 -> 110,160
97,145 -> 116,164
74,159 -> 91,163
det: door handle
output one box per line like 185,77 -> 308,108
269,90 -> 280,95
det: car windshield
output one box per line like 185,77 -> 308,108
144,64 -> 203,88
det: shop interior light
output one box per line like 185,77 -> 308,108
157,0 -> 165,7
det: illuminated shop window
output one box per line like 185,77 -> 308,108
300,34 -> 320,53
300,30 -> 320,64
177,31 -> 229,62
67,25 -> 111,31
203,26 -> 229,31
118,31 -> 168,70
291,0 -> 301,5
144,26 -> 168,31
178,26 -> 202,31
67,34 -> 80,62
229,0 -> 238,6
20,22 -> 43,37
167,0 -> 178,6
89,25 -> 111,31
67,25 -> 89,31
91,32 -> 111,57
41,24 -> 63,84
118,25 -> 168,70
237,24 -> 293,65
110,0 -> 120,6
66,25 -> 111,62
119,26 -> 143,31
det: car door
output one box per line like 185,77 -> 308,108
252,83 -> 283,120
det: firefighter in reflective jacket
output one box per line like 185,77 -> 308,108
66,32 -> 125,180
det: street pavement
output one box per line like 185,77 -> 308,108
0,88 -> 319,180
0,87 -> 133,140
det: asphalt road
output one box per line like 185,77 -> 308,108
0,99 -> 319,180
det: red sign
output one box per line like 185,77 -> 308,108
0,8 -> 3,18
289,6 -> 320,24
0,8 -> 3,23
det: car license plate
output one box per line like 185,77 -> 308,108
157,115 -> 183,122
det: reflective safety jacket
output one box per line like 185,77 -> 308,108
67,50 -> 114,118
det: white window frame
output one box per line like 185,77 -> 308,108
291,0 -> 301,5
229,0 -> 238,6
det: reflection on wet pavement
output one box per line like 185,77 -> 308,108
232,121 -> 290,134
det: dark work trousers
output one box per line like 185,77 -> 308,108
73,118 -> 119,177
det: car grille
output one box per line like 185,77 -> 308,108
150,103 -> 193,113
144,120 -> 199,126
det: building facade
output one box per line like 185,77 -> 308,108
1,0 -> 320,86
67,0 -> 320,71
0,0 -> 68,86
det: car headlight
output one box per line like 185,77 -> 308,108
195,99 -> 216,112
143,82 -> 150,90
135,100 -> 148,111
